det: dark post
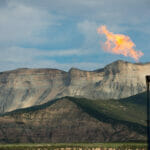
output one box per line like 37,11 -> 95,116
146,75 -> 150,150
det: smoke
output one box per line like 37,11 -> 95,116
97,25 -> 143,61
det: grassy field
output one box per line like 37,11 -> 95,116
0,143 -> 147,150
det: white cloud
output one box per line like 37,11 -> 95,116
0,60 -> 103,72
0,46 -> 90,62
2,0 -> 149,37
0,1 -> 57,45
77,20 -> 99,47
0,47 -> 103,72
15,0 -> 150,25
0,46 -> 102,72
0,0 -> 149,71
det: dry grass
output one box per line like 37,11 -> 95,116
0,143 -> 147,150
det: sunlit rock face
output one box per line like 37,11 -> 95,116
94,60 -> 149,99
0,68 -> 68,113
0,60 -> 150,113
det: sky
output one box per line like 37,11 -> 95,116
0,0 -> 150,72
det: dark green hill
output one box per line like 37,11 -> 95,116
67,97 -> 146,133
69,95 -> 147,126
0,96 -> 146,143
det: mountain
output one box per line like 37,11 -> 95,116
0,60 -> 150,113
0,97 -> 146,143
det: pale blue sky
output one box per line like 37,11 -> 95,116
0,0 -> 150,71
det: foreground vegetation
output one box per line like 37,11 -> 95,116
0,143 -> 147,150
0,95 -> 147,144
70,94 -> 147,126
68,96 -> 146,135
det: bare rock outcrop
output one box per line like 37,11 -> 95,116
0,60 -> 150,113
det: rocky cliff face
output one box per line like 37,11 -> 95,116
0,97 -> 146,143
0,60 -> 150,113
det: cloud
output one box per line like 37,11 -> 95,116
2,0 -> 149,37
0,46 -> 91,60
0,0 -> 7,7
77,20 -> 99,48
12,0 -> 150,25
0,46 -> 101,71
0,46 -> 103,72
0,0 -> 149,72
0,1 -> 58,46
0,60 -> 103,72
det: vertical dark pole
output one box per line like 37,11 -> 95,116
146,76 -> 150,150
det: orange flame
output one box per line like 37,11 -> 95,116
97,25 -> 143,61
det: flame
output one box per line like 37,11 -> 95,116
97,25 -> 143,61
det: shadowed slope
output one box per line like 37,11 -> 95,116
0,97 -> 146,143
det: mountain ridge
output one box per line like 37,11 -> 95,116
1,60 -> 150,73
0,59 -> 150,113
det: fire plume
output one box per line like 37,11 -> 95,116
97,25 -> 143,61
